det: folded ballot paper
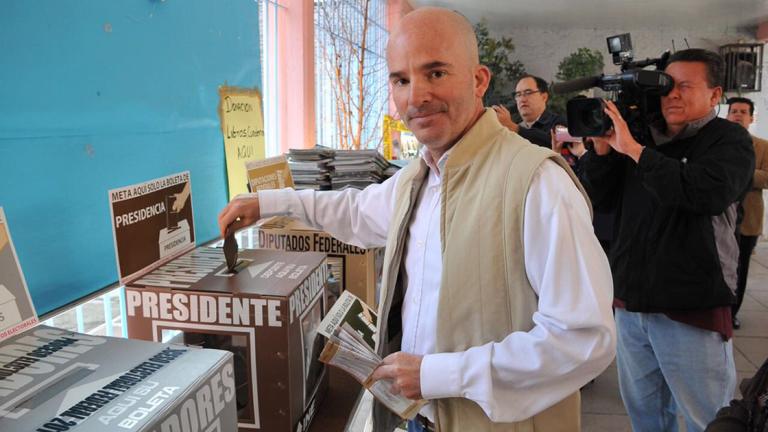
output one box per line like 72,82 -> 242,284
318,291 -> 426,419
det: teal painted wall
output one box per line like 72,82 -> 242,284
0,1 -> 261,314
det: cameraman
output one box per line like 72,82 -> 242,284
580,49 -> 755,432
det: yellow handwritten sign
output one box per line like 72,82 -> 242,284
218,86 -> 266,199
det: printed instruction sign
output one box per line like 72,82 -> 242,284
0,207 -> 38,342
219,86 -> 266,199
246,155 -> 294,192
109,172 -> 195,285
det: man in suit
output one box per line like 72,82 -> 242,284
727,96 -> 768,330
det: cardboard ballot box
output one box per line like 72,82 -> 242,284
245,216 -> 382,308
0,284 -> 23,330
0,207 -> 235,431
125,247 -> 329,432
0,325 -> 236,432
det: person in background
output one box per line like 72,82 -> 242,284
493,75 -> 565,147
726,96 -> 768,330
218,7 -> 616,432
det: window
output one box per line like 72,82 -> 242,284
314,0 -> 389,150
260,0 -> 286,157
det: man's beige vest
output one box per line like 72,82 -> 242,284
373,110 -> 591,432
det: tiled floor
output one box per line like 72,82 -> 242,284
582,240 -> 768,431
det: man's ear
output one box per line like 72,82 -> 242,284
475,65 -> 492,98
542,91 -> 549,104
709,86 -> 723,108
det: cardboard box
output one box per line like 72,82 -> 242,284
250,216 -> 383,307
125,247 -> 329,432
0,207 -> 236,431
0,325 -> 236,432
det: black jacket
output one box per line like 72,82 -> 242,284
581,117 -> 754,311
517,110 -> 565,147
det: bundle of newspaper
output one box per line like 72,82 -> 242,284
318,291 -> 426,419
329,149 -> 389,190
383,162 -> 402,179
287,146 -> 335,190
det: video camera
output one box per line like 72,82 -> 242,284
552,33 -> 674,141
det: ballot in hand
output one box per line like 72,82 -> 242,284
223,224 -> 239,273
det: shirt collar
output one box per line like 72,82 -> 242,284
420,146 -> 452,177
521,110 -> 552,129
651,110 -> 717,145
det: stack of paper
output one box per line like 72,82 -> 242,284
318,291 -> 426,420
383,161 -> 404,180
287,146 -> 335,190
329,149 -> 389,190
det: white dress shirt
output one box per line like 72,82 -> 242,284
254,154 -> 616,422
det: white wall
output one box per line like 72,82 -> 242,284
487,24 -> 767,136
751,51 -> 768,138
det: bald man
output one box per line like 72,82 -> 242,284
218,7 -> 615,432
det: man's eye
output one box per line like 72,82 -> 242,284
431,70 -> 446,79
393,78 -> 408,87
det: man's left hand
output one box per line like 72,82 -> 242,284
369,352 -> 424,400
601,100 -> 644,162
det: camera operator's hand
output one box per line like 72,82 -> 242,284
493,105 -> 519,133
600,100 -> 644,162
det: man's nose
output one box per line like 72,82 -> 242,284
409,77 -> 432,105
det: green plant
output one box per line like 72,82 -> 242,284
549,48 -> 605,115
475,20 -> 526,108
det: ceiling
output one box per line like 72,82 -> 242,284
410,0 -> 768,31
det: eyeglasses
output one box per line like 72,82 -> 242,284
514,89 -> 541,99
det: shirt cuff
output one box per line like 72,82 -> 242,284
420,352 -> 463,400
233,192 -> 257,200
254,188 -> 295,218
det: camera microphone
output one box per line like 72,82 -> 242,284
551,76 -> 602,95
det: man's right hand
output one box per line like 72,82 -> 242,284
492,105 -> 519,132
598,100 -> 643,162
217,196 -> 261,238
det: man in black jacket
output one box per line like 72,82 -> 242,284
493,75 -> 565,147
580,49 -> 754,432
